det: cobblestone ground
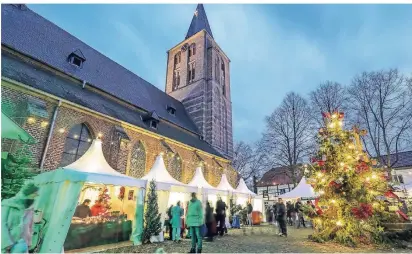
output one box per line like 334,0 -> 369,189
105,224 -> 408,253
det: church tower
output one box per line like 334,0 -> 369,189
165,4 -> 233,159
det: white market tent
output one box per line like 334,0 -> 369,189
217,174 -> 235,192
278,177 -> 318,199
142,153 -> 197,192
235,178 -> 256,196
33,139 -> 146,252
188,166 -> 218,192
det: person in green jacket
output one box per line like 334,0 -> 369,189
171,201 -> 184,242
186,192 -> 203,253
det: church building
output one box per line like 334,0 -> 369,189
1,4 -> 238,187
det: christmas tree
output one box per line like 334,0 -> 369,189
142,179 -> 162,244
306,112 -> 398,246
1,145 -> 38,200
97,187 -> 111,216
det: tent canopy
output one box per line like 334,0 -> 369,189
278,177 -> 318,199
35,139 -> 146,188
235,178 -> 256,196
1,111 -> 36,143
143,154 -> 197,192
217,174 -> 235,192
188,166 -> 224,195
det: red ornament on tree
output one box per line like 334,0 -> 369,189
355,161 -> 369,174
322,112 -> 331,119
351,203 -> 373,220
384,191 -> 399,200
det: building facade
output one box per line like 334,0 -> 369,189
256,166 -> 301,208
165,4 -> 234,159
1,4 -> 238,187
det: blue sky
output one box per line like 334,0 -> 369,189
28,4 -> 412,144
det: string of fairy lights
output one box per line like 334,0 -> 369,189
26,116 -> 232,173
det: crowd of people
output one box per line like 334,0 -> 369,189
166,193 -> 252,253
266,197 -> 316,237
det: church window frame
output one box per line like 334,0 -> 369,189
188,62 -> 196,82
129,141 -> 146,178
60,123 -> 93,167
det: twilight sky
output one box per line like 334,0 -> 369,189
28,4 -> 412,144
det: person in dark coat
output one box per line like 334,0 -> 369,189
74,199 -> 91,219
215,197 -> 227,236
276,198 -> 287,237
205,201 -> 215,241
247,201 -> 253,227
295,198 -> 305,228
166,205 -> 173,240
286,201 -> 294,226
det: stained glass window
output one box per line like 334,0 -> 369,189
60,123 -> 92,167
129,141 -> 146,178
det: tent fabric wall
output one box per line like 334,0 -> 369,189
131,188 -> 145,245
35,179 -> 83,253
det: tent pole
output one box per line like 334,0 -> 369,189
40,100 -> 61,171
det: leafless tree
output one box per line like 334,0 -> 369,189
310,81 -> 348,125
347,69 -> 412,171
260,92 -> 315,184
232,140 -> 270,185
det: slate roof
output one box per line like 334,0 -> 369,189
1,52 -> 223,158
256,166 -> 302,187
377,151 -> 412,169
1,4 -> 200,135
1,4 -> 224,159
186,4 -> 214,39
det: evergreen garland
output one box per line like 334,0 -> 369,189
142,180 -> 162,244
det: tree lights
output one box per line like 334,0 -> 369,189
305,111 -> 399,246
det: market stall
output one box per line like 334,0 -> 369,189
215,174 -> 235,207
278,177 -> 318,200
142,153 -> 197,241
188,167 -> 228,209
33,139 -> 147,253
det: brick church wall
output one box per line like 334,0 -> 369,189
1,80 -> 238,188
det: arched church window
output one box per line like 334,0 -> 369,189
189,44 -> 196,57
60,123 -> 93,167
174,52 -> 181,68
168,153 -> 182,181
173,70 -> 180,91
188,62 -> 195,82
129,141 -> 146,178
215,57 -> 220,83
221,60 -> 226,96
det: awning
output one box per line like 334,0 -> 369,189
1,111 -> 36,143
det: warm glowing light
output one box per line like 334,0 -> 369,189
336,220 -> 343,226
319,190 -> 325,195
98,132 -> 103,138
338,121 -> 343,126
332,113 -> 338,119
365,177 -> 370,182
160,152 -> 164,156
315,218 -> 322,223
74,134 -> 79,139
331,199 -> 336,204
58,128 -> 65,133
340,162 -> 345,166
348,144 -> 355,149
27,117 -> 36,124
317,172 -> 323,177
373,202 -> 379,207
321,179 -> 326,183
328,122 -> 335,128
41,121 -> 49,128
88,138 -> 92,142
372,173 -> 377,179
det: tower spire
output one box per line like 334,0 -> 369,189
186,4 -> 214,39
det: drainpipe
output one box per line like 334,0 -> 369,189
40,100 -> 62,171
82,80 -> 87,88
